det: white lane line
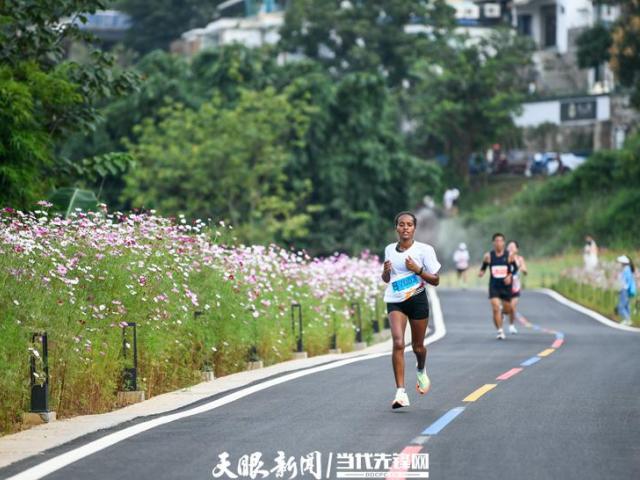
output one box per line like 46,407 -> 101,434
425,286 -> 446,345
537,288 -> 640,333
5,287 -> 446,480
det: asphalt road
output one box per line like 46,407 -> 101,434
2,289 -> 639,480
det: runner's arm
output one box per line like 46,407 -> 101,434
478,252 -> 490,277
382,261 -> 391,283
423,247 -> 441,286
417,268 -> 439,286
519,256 -> 528,275
381,247 -> 391,283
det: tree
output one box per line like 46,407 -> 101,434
59,45 -> 284,209
608,1 -> 640,107
575,1 -> 640,107
407,28 -> 534,185
117,0 -> 224,53
122,88 -> 314,244
576,23 -> 612,71
0,0 -> 138,208
281,64 -> 441,253
279,0 -> 455,88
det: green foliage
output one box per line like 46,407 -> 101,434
576,23 -> 612,69
0,62 -> 81,207
60,44 -> 442,253
279,0 -> 456,87
117,0 -> 224,53
0,0 -> 139,209
58,47 -> 283,207
407,28 -> 534,183
62,152 -> 134,184
577,1 -> 640,107
123,88 -> 314,244
48,187 -> 99,217
466,133 -> 640,256
287,69 -> 441,253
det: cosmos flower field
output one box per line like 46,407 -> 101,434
0,205 -> 384,433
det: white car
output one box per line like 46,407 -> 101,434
545,153 -> 587,175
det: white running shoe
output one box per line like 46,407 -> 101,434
509,324 -> 518,334
392,389 -> 410,409
497,329 -> 506,340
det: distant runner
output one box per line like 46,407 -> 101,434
507,240 -> 528,333
478,233 -> 518,340
382,211 -> 441,409
453,242 -> 470,286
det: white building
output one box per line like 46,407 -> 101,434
513,0 -> 619,53
171,11 -> 284,56
63,9 -> 131,44
513,0 -> 620,95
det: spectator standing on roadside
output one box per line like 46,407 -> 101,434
583,235 -> 598,271
616,255 -> 636,326
443,188 -> 460,215
453,243 -> 470,286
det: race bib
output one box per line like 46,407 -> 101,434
491,265 -> 508,278
392,273 -> 420,293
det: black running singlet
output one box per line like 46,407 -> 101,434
489,250 -> 512,289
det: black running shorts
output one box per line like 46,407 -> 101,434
489,284 -> 512,301
386,289 -> 429,320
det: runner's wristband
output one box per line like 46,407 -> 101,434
480,261 -> 489,271
418,266 -> 424,275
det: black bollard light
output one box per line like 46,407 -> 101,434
351,302 -> 362,343
291,303 -> 303,352
121,322 -> 138,391
247,344 -> 259,362
330,310 -> 338,350
29,332 -> 50,413
382,294 -> 390,329
372,296 -> 381,334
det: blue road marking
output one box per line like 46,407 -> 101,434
521,356 -> 541,366
421,407 -> 466,435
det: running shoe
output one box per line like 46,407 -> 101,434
509,324 -> 518,334
497,329 -> 506,340
416,369 -> 431,395
392,389 -> 410,409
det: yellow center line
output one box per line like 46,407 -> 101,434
463,383 -> 497,402
538,348 -> 556,357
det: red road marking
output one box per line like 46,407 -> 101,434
385,445 -> 423,480
496,367 -> 523,381
552,339 -> 564,348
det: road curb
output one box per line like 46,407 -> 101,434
536,288 -> 640,333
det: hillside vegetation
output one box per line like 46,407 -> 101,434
465,134 -> 640,256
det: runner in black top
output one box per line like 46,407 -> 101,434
478,232 -> 518,339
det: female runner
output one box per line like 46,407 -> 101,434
381,211 -> 441,409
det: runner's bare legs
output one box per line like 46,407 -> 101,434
409,317 -> 428,370
490,298 -> 503,329
390,311 -> 408,387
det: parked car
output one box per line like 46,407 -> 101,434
506,149 -> 530,175
546,152 -> 587,175
468,152 -> 488,175
529,152 -> 587,176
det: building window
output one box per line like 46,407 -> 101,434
517,14 -> 532,36
541,4 -> 556,48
